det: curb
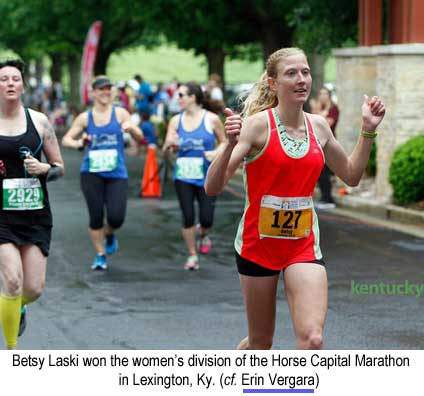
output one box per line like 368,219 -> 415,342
334,195 -> 424,226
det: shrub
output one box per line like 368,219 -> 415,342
389,134 -> 424,204
366,141 -> 377,176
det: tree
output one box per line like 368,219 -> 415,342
143,0 -> 298,83
289,0 -> 358,97
0,0 -> 149,104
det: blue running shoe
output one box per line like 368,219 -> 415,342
105,234 -> 118,255
18,306 -> 27,337
91,253 -> 108,270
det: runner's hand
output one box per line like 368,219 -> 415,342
224,108 -> 241,146
362,95 -> 386,132
121,120 -> 134,134
23,154 -> 50,176
77,133 -> 91,150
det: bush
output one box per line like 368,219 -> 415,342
389,134 -> 424,204
366,141 -> 377,176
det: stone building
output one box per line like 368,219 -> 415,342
334,0 -> 424,202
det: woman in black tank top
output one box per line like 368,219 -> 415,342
0,59 -> 64,349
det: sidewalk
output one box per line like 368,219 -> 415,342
227,169 -> 424,239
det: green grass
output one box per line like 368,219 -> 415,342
107,44 -> 263,85
108,44 -> 337,85
2,45 -> 336,87
324,56 -> 336,83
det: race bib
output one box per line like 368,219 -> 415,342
258,195 -> 312,239
89,149 -> 118,173
3,178 -> 44,210
175,157 -> 204,180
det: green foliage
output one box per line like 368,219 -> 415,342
389,135 -> 424,204
151,119 -> 167,146
366,141 -> 377,176
0,0 -> 149,69
289,0 -> 358,55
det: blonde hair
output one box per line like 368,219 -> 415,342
241,47 -> 306,118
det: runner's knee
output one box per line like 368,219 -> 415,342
23,284 -> 44,302
199,219 -> 213,229
89,214 -> 104,229
297,330 -> 323,350
107,214 -> 125,229
182,215 -> 195,228
2,273 -> 23,296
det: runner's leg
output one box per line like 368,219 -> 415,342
238,274 -> 279,350
175,181 -> 197,256
283,263 -> 328,349
0,243 -> 23,349
196,186 -> 216,253
104,178 -> 128,235
81,173 -> 106,254
21,245 -> 47,304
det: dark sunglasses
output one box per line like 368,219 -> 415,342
178,92 -> 189,98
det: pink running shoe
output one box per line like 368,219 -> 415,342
198,235 -> 212,254
184,255 -> 199,271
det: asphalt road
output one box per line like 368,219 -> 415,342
15,148 -> 424,350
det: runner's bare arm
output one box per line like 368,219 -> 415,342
205,111 -> 262,196
322,95 -> 385,186
204,112 -> 226,162
117,107 -> 143,142
62,112 -> 88,149
23,112 -> 64,178
162,115 -> 179,154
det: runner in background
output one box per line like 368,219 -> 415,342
205,47 -> 385,349
0,59 -> 64,349
206,73 -> 225,114
162,82 -> 225,270
134,74 -> 152,116
310,87 -> 340,208
62,76 -> 143,270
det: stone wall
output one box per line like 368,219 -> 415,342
334,44 -> 424,202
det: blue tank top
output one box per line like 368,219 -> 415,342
174,110 -> 216,187
80,106 -> 128,179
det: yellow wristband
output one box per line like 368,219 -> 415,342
361,130 -> 377,139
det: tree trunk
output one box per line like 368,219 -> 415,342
205,47 -> 226,86
260,24 -> 294,65
67,53 -> 81,107
308,52 -> 326,101
49,53 -> 63,84
94,49 -> 112,76
35,58 -> 44,85
262,31 -> 282,63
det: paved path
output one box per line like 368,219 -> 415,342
15,149 -> 424,349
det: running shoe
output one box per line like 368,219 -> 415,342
91,253 -> 108,270
105,234 -> 118,255
315,201 -> 336,210
18,306 -> 27,337
184,255 -> 199,271
198,235 -> 212,254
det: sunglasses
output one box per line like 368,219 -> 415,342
178,92 -> 189,98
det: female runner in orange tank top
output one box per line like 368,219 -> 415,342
205,48 -> 385,350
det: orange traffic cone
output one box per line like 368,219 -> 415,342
141,145 -> 161,198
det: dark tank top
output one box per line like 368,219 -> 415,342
0,108 -> 52,226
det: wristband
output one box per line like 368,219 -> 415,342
361,130 -> 377,139
46,164 -> 63,182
